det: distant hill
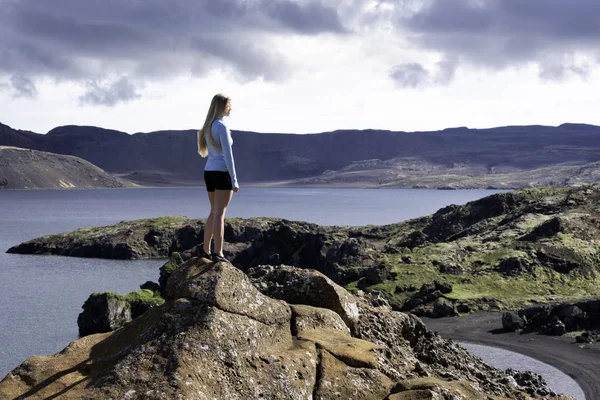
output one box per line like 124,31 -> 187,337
0,146 -> 135,190
1,121 -> 600,188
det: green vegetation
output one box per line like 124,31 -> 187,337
345,185 -> 600,312
162,252 -> 184,276
86,289 -> 164,311
39,216 -> 195,242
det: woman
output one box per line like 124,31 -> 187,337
197,93 -> 239,263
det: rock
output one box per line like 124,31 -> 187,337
401,282 -> 454,316
397,230 -> 430,248
456,303 -> 472,314
506,369 -> 557,398
502,312 -> 526,332
555,304 -> 584,318
139,280 -> 160,292
496,257 -> 534,276
165,258 -> 291,326
77,293 -> 132,336
315,350 -> 393,399
247,265 -> 360,330
576,334 -> 592,343
290,304 -> 351,336
158,251 -> 184,296
363,262 -> 391,284
437,262 -> 463,275
549,319 -> 567,336
77,289 -> 164,336
434,280 -> 453,294
419,282 -> 437,296
431,297 -> 458,318
520,217 -> 564,241
7,216 -> 200,259
513,299 -> 600,336
1,260 -> 558,400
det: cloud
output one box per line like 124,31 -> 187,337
389,58 -> 457,88
79,77 -> 142,107
10,74 -> 37,97
0,0 -> 347,103
391,0 -> 600,84
389,63 -> 429,88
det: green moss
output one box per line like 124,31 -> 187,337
163,252 -> 184,275
554,233 -> 600,262
86,289 -> 164,310
64,216 -> 194,240
124,289 -> 165,307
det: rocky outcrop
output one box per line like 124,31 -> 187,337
8,216 -> 202,259
8,186 -> 600,314
78,289 -> 164,336
0,259 -> 566,399
398,281 -> 458,318
502,311 -> 526,332
502,298 -> 600,338
77,293 -> 132,337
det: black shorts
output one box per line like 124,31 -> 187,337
204,170 -> 232,192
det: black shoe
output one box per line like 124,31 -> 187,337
199,249 -> 211,259
211,253 -> 230,263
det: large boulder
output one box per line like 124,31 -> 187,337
502,312 -> 526,332
77,293 -> 131,336
247,265 -> 360,330
1,260 -> 565,399
77,290 -> 164,336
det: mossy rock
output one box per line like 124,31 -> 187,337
159,252 -> 184,296
78,289 -> 165,336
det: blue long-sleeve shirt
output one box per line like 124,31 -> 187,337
204,118 -> 238,188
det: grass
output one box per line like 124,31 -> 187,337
38,216 -> 195,241
86,289 -> 165,310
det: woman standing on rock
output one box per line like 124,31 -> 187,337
198,93 -> 239,263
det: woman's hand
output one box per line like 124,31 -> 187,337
233,186 -> 239,193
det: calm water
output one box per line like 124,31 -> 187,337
462,343 -> 586,400
0,187 -> 519,380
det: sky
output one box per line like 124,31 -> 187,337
1,0 -> 599,135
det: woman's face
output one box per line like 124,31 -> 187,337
224,101 -> 232,117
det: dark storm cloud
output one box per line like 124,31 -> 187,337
394,0 -> 600,83
0,0 -> 347,103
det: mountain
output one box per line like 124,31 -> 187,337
2,121 -> 600,188
0,146 -> 135,190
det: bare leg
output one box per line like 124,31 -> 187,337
212,189 -> 233,256
203,191 -> 215,254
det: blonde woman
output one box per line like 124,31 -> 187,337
198,93 -> 239,263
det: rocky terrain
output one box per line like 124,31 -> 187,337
0,258 -> 568,399
502,298 -> 600,342
3,121 -> 600,188
9,186 -> 600,316
0,146 -> 134,189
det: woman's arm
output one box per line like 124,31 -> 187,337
216,121 -> 239,189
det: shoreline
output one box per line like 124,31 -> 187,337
421,312 -> 600,400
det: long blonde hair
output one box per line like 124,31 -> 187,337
198,93 -> 231,157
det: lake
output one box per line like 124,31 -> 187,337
0,187 -> 507,378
